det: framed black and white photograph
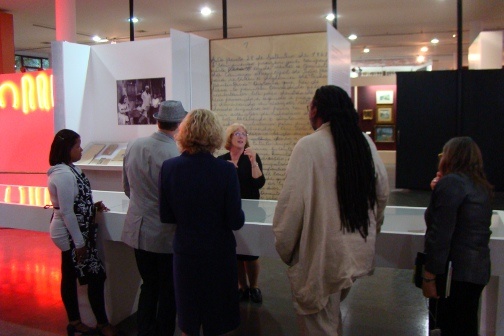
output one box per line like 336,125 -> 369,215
116,77 -> 165,125
374,125 -> 395,143
376,90 -> 394,104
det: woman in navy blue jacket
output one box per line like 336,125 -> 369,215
423,137 -> 492,336
159,109 -> 245,336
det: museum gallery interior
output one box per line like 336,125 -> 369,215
1,1 -> 504,335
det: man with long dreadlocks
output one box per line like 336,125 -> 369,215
273,85 -> 389,335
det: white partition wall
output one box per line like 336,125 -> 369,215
171,29 -> 211,111
51,32 -> 210,149
327,23 -> 351,96
52,41 -> 91,133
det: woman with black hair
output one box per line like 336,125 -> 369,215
273,85 -> 389,335
48,129 -> 119,336
423,137 -> 492,335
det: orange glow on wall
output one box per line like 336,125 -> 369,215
0,70 -> 54,187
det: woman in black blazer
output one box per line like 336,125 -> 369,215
218,123 -> 266,303
423,137 -> 492,336
159,109 -> 245,336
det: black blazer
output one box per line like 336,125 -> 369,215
217,152 -> 265,200
159,151 -> 245,255
424,173 -> 492,285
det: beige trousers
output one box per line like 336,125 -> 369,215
296,288 -> 351,336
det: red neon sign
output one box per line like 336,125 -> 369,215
0,72 -> 53,113
0,70 -> 54,187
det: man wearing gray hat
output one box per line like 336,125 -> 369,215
122,100 -> 187,336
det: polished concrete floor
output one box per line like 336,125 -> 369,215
0,227 -> 428,336
2,189 -> 503,336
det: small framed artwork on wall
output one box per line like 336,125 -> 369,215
376,106 -> 394,124
362,109 -> 373,120
376,90 -> 394,104
374,125 -> 395,143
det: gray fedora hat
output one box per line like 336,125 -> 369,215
153,100 -> 187,122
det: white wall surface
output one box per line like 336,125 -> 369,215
468,31 -> 503,70
52,41 -> 91,133
84,38 -> 173,145
52,33 -> 210,149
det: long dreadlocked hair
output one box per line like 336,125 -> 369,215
312,85 -> 377,239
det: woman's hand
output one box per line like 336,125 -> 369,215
422,270 -> 439,298
94,201 -> 109,212
244,147 -> 257,164
422,281 -> 439,298
75,246 -> 87,263
430,171 -> 443,190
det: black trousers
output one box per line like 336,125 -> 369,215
134,249 -> 176,336
61,249 -> 108,324
429,280 -> 485,336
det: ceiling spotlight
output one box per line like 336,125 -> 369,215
201,7 -> 212,16
363,47 -> 370,53
453,34 -> 457,38
128,17 -> 139,23
325,13 -> 335,21
431,38 -> 439,44
348,34 -> 357,40
416,55 -> 425,63
420,46 -> 428,52
92,35 -> 108,43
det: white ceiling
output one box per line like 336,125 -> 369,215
1,0 -> 503,71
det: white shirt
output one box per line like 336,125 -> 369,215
47,164 -> 85,250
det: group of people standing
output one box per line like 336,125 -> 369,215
117,85 -> 163,125
47,84 -> 493,336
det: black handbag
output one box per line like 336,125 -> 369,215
414,252 -> 452,298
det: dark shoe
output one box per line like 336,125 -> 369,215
67,321 -> 96,336
238,287 -> 250,301
250,287 -> 263,303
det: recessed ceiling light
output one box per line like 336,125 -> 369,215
201,7 -> 212,16
420,46 -> 428,52
452,34 -> 456,38
348,34 -> 357,40
363,47 -> 370,53
325,13 -> 335,21
128,17 -> 139,23
431,38 -> 439,44
92,35 -> 108,43
416,55 -> 425,63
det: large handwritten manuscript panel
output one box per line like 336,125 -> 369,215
211,33 -> 327,199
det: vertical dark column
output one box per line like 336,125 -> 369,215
222,0 -> 228,38
129,0 -> 134,41
456,0 -> 462,134
332,0 -> 337,29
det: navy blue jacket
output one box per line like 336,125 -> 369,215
159,151 -> 245,255
424,173 -> 492,285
